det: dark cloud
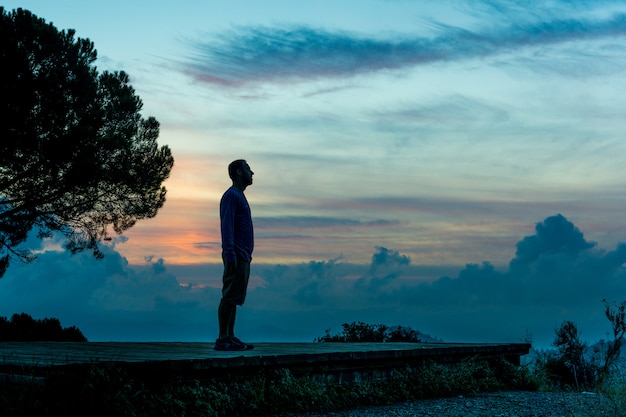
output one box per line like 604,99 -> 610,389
193,241 -> 220,250
0,238 -> 222,341
396,214 -> 626,344
253,217 -> 406,259
181,12 -> 626,86
509,213 -> 595,273
1,214 -> 624,348
255,216 -> 401,229
355,247 -> 411,293
248,214 -> 626,346
371,246 -> 410,269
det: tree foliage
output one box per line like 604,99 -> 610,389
536,305 -> 626,390
0,8 -> 174,276
601,299 -> 626,379
0,312 -> 87,341
315,321 -> 421,343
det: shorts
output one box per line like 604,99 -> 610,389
221,255 -> 250,306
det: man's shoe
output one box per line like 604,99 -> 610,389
232,336 -> 254,350
213,338 -> 228,351
214,337 -> 248,351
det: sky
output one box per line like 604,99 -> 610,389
2,0 -> 626,349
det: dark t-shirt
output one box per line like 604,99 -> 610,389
220,186 -> 254,263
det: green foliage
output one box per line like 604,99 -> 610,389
602,299 -> 626,380
552,320 -> 597,390
315,321 -> 421,343
530,301 -> 626,392
596,369 -> 626,417
0,7 -> 174,277
0,312 -> 86,341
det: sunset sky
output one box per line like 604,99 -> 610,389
2,0 -> 626,349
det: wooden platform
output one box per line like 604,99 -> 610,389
0,341 -> 531,384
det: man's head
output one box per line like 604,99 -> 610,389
228,159 -> 254,189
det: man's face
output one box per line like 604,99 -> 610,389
239,163 -> 254,186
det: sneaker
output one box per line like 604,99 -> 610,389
214,337 -> 248,351
232,336 -> 254,350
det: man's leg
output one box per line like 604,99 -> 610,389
216,257 -> 252,350
228,304 -> 236,337
216,299 -> 249,351
218,298 -> 236,340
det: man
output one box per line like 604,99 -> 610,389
215,159 -> 255,351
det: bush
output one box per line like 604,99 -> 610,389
315,321 -> 421,343
531,301 -> 626,392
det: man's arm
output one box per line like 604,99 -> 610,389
220,191 -> 238,265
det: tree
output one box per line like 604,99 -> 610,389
0,8 -> 174,276
0,312 -> 87,341
600,299 -> 626,380
549,320 -> 596,390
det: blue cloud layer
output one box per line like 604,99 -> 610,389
182,11 -> 626,86
0,214 -> 624,348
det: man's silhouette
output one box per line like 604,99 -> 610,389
214,159 -> 255,351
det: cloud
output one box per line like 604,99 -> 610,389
509,213 -> 596,273
395,214 -> 626,344
354,247 -> 411,293
1,214 -> 624,348
193,241 -> 220,250
255,215 -> 401,230
370,246 -> 410,269
248,214 -> 626,347
0,237 -> 223,341
181,11 -> 626,87
371,95 -> 511,127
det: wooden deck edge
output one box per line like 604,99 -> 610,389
0,342 -> 531,385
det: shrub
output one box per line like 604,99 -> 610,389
315,321 -> 421,343
531,300 -> 626,392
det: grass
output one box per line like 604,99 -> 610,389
592,363 -> 626,417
